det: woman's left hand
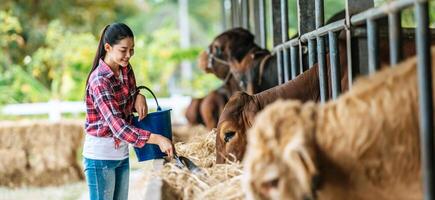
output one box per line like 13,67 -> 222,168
135,94 -> 148,120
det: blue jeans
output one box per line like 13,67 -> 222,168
83,157 -> 130,200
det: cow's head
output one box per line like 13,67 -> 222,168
206,28 -> 256,82
244,100 -> 320,200
198,48 -> 231,80
216,91 -> 259,163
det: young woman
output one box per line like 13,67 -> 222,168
83,23 -> 173,200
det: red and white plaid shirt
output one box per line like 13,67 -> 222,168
85,59 -> 150,148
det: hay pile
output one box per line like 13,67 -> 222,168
172,124 -> 208,143
157,129 -> 244,200
173,129 -> 216,168
0,120 -> 84,187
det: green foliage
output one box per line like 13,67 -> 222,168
0,0 -> 222,105
27,20 -> 97,100
2,0 -> 431,107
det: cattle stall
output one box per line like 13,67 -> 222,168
222,0 -> 433,199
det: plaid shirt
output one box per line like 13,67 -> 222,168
85,59 -> 150,148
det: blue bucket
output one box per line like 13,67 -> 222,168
133,86 -> 172,162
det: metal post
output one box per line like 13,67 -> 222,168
367,18 -> 379,74
280,0 -> 289,43
259,0 -> 267,48
315,0 -> 324,28
253,0 -> 261,45
271,0 -> 283,46
388,12 -> 402,65
280,0 -> 290,81
231,0 -> 239,27
241,0 -> 249,29
328,31 -> 341,99
316,0 -> 328,102
276,50 -> 283,84
272,0 -> 283,84
221,0 -> 227,31
283,48 -> 290,81
308,39 -> 317,67
298,0 -> 316,70
415,2 -> 434,200
291,46 -> 300,79
317,36 -> 328,102
345,0 -> 374,87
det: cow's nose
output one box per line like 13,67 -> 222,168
224,131 -> 236,143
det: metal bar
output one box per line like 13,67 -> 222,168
230,0 -> 237,27
298,0 -> 316,71
315,0 -> 324,29
297,0 -> 316,34
301,20 -> 346,41
308,39 -> 317,67
280,0 -> 289,43
259,0 -> 267,48
345,0 -> 374,87
345,28 -> 354,88
388,11 -> 402,65
315,0 -> 328,102
367,18 -> 379,74
253,0 -> 261,45
328,31 -> 341,99
272,0 -> 283,46
276,49 -> 283,84
242,0 -> 249,29
221,0 -> 227,30
415,2 -> 434,200
291,46 -> 299,79
283,47 -> 290,81
317,36 -> 328,102
272,0 -> 415,51
351,0 -> 415,26
280,0 -> 289,81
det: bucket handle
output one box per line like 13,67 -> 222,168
136,86 -> 162,111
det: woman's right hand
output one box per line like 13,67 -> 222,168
148,133 -> 174,158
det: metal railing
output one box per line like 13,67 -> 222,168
223,0 -> 433,199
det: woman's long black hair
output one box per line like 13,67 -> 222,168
85,23 -> 134,86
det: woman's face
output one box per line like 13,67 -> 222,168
105,37 -> 135,67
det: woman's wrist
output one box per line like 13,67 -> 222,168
147,133 -> 160,145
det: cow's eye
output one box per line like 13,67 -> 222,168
262,178 -> 279,189
224,131 -> 236,143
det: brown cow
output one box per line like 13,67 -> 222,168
244,48 -> 435,200
187,49 -> 239,130
185,86 -> 232,130
216,28 -> 435,163
205,11 -> 347,95
185,97 -> 205,126
199,86 -> 231,130
205,27 -> 278,94
216,61 -> 348,163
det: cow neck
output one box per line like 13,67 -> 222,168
223,75 -> 242,95
252,64 -> 321,110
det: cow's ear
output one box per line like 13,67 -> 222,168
282,132 -> 319,199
